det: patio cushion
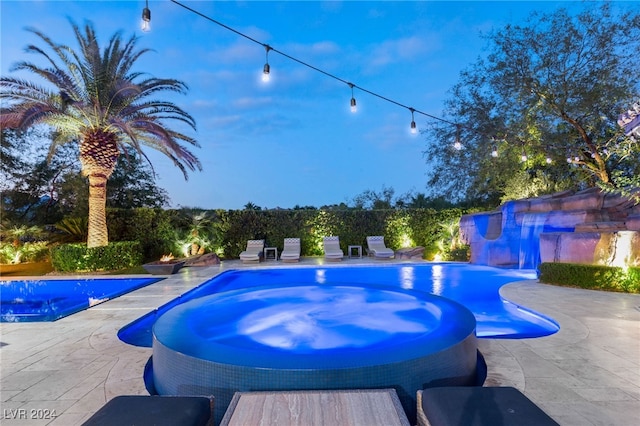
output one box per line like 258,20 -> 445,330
82,395 -> 214,426
366,236 -> 395,258
323,236 -> 344,260
417,386 -> 559,426
281,237 -> 301,262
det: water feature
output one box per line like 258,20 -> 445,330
461,188 -> 640,269
152,283 -> 478,423
519,212 -> 549,269
119,263 -> 559,424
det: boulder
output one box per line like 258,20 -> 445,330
184,253 -> 221,267
395,246 -> 424,260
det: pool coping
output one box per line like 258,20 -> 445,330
0,258 -> 638,425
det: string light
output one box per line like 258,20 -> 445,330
168,1 -> 455,129
546,156 -> 552,164
453,125 -> 462,150
521,147 -> 528,162
348,83 -> 357,113
409,108 -> 417,134
141,0 -> 151,32
165,0 -> 576,164
262,44 -> 271,82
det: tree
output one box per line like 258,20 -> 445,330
56,149 -> 170,218
243,202 -> 262,211
1,127 -> 76,224
423,3 -> 640,203
1,20 -> 201,247
351,185 -> 398,210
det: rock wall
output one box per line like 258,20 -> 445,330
460,188 -> 640,269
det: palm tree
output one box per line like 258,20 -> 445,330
0,21 -> 201,247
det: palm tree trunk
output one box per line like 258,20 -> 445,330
87,173 -> 109,248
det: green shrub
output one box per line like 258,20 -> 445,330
0,241 -> 50,264
539,262 -> 640,293
50,241 -> 143,272
107,208 -> 178,261
47,207 -> 470,265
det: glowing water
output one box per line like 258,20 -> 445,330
153,285 -> 469,368
519,212 -> 549,269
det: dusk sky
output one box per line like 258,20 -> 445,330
2,1 -> 631,209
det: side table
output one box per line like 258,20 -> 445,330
264,247 -> 278,261
348,245 -> 362,259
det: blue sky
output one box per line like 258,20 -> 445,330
1,1 -> 629,209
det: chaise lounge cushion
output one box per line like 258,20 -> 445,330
417,387 -> 559,426
82,395 -> 214,426
239,239 -> 264,263
323,236 -> 344,261
280,238 -> 301,262
366,236 -> 395,259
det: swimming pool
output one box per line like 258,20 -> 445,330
121,262 -> 557,424
1,277 -> 161,322
119,263 -> 558,347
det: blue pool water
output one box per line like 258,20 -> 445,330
119,263 -> 558,347
1,277 -> 161,322
151,281 -> 480,424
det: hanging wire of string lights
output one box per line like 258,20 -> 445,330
142,0 -> 637,166
158,0 -> 618,162
165,0 -> 458,134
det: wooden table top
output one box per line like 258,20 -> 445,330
220,389 -> 411,426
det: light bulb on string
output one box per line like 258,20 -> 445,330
348,83 -> 357,113
409,108 -> 417,134
521,147 -> 528,162
490,137 -> 498,157
166,1 -> 524,151
453,124 -> 462,150
141,0 -> 151,32
546,156 -> 552,164
262,44 -> 272,82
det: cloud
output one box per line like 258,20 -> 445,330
368,36 -> 432,68
232,96 -> 274,109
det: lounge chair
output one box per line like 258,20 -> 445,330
239,239 -> 264,263
280,238 -> 301,263
366,236 -> 395,259
416,386 -> 560,426
323,236 -> 344,261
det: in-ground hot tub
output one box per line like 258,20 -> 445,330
151,283 -> 478,424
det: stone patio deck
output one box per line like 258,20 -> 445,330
1,258 -> 638,425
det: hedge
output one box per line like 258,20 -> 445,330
50,241 -> 143,272
104,207 -> 470,262
539,262 -> 640,293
